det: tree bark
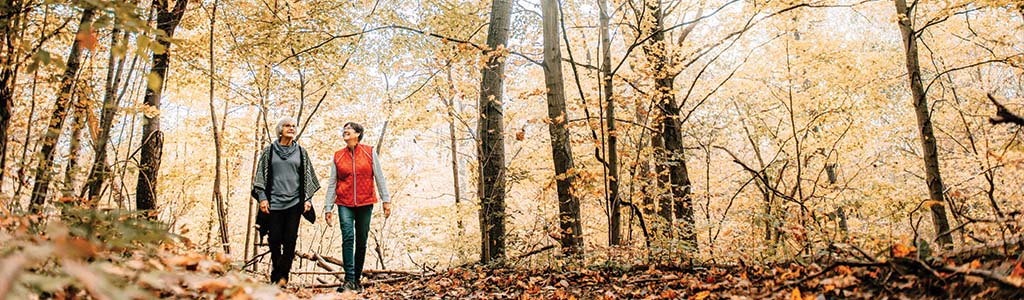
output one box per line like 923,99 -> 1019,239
893,0 -> 953,246
597,0 -> 622,246
208,0 -> 229,253
136,0 -> 189,211
542,0 -> 583,255
650,0 -> 696,249
29,7 -> 96,212
0,0 -> 27,195
477,0 -> 513,264
62,107 -> 86,198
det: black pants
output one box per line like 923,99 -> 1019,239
268,202 -> 302,283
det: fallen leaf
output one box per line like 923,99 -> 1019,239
693,290 -> 710,300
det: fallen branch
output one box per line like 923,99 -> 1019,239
516,245 -> 557,262
304,272 -> 435,289
295,252 -> 421,275
938,264 -> 1024,288
242,250 -> 269,269
768,260 -> 887,295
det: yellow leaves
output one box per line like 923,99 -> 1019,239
790,287 -> 802,300
693,290 -> 711,300
140,104 -> 161,119
146,72 -> 163,92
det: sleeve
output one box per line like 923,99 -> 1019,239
252,149 -> 269,202
324,161 -> 338,213
372,149 -> 390,203
302,147 -> 320,203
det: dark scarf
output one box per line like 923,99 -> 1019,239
272,140 -> 298,160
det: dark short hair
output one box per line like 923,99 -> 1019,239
344,122 -> 365,142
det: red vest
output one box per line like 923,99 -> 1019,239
334,144 -> 378,207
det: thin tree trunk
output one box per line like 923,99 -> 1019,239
63,107 -> 86,198
542,0 -> 583,255
84,15 -> 129,203
893,0 -> 953,246
597,0 -> 621,246
477,0 -> 513,264
136,0 -> 189,211
439,67 -> 465,257
208,0 -> 229,253
243,109 -> 263,269
29,8 -> 96,212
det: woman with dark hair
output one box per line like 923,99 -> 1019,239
324,122 -> 392,292
251,117 -> 320,286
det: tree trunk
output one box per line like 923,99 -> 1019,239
542,0 -> 583,255
649,0 -> 696,249
84,14 -> 130,203
439,66 -> 466,258
62,107 -> 86,198
29,7 -> 96,212
0,0 -> 27,195
208,0 -> 229,253
597,0 -> 621,246
477,0 -> 513,264
893,0 -> 953,246
136,0 -> 189,211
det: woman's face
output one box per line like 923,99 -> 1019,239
343,126 -> 359,143
280,121 -> 297,140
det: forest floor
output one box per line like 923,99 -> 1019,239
283,255 -> 1024,299
2,209 -> 1022,299
273,239 -> 1024,299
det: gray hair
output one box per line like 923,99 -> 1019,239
274,117 -> 298,138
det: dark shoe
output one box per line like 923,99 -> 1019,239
335,281 -> 357,293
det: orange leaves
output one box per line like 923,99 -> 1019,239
76,29 -> 99,51
790,287 -> 802,300
892,244 -> 916,258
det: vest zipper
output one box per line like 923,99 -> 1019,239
352,147 -> 357,207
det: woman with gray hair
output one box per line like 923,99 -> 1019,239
250,117 -> 320,286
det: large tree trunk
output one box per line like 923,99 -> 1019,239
477,0 -> 513,264
597,0 -> 621,246
208,0 -> 229,253
542,0 -> 583,255
643,1 -> 697,249
136,0 -> 189,211
29,8 -> 96,212
893,0 -> 953,246
84,13 -> 130,203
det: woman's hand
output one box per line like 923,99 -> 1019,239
383,202 -> 392,218
304,201 -> 311,212
325,212 -> 334,223
259,200 -> 270,214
